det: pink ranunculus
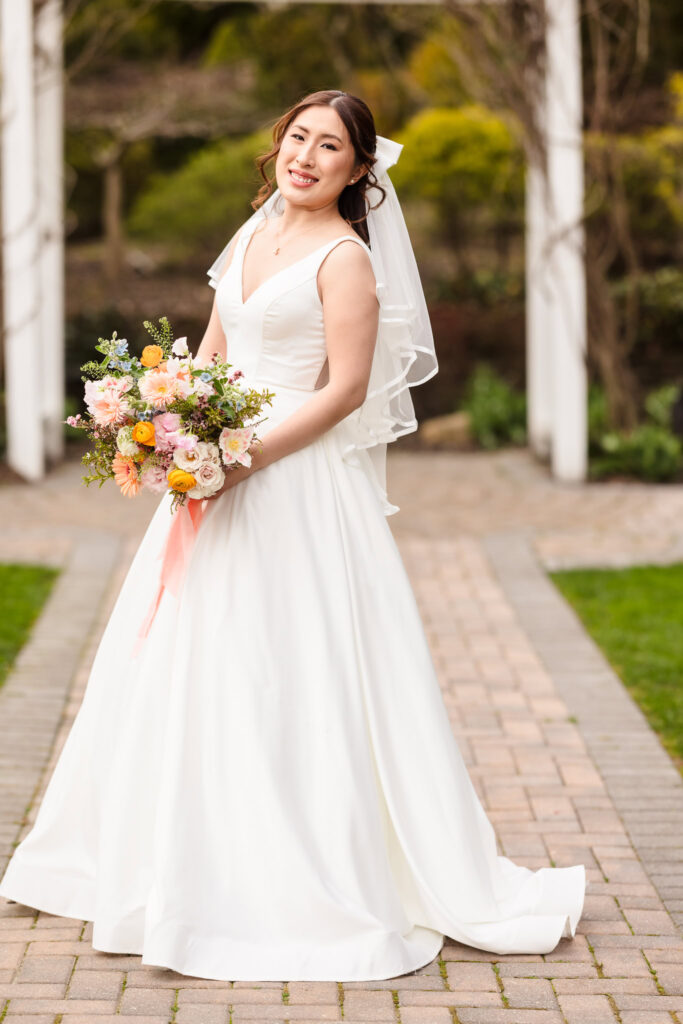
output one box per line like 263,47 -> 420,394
153,412 -> 182,451
166,429 -> 198,451
115,374 -> 135,394
219,426 -> 254,468
140,462 -> 169,494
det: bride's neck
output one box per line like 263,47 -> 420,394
276,198 -> 342,234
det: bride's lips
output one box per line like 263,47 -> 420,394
289,169 -> 318,188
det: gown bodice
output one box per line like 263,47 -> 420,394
214,213 -> 374,393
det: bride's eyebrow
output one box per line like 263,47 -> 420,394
292,123 -> 343,144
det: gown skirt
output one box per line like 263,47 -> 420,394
0,219 -> 587,981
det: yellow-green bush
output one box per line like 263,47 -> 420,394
391,105 -> 524,230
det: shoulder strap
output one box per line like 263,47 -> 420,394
319,234 -> 370,257
315,234 -> 373,278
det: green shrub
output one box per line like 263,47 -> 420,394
588,381 -> 683,482
460,363 -> 526,449
589,423 -> 682,482
613,268 -> 683,361
126,129 -> 271,264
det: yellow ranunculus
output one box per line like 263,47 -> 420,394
167,468 -> 196,493
140,344 -> 164,368
132,420 -> 155,446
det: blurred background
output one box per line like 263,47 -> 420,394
2,0 -> 683,480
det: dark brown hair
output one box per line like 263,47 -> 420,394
251,89 -> 386,246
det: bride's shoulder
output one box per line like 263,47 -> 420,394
318,234 -> 377,304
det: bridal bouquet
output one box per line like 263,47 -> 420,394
67,317 -> 274,510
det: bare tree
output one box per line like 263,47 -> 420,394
441,0 -> 654,429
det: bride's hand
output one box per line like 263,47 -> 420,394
205,463 -> 253,500
204,442 -> 264,501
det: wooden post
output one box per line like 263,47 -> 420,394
35,0 -> 65,463
525,156 -> 553,460
1,0 -> 44,480
545,0 -> 588,481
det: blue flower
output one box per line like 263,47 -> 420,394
200,372 -> 212,382
115,342 -> 128,356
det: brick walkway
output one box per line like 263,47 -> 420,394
1,447 -> 682,1024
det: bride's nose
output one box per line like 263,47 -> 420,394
297,146 -> 316,167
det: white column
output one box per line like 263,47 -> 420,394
545,0 -> 587,480
525,155 -> 553,459
1,0 -> 44,480
35,0 -> 65,463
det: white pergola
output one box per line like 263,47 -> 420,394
0,0 -> 586,482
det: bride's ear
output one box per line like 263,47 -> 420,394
349,163 -> 370,186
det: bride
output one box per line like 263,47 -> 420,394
0,88 -> 587,982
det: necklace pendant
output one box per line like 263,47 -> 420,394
273,246 -> 280,256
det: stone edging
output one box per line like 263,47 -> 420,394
0,531 -> 121,875
483,530 -> 683,933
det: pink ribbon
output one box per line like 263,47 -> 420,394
133,497 -> 207,657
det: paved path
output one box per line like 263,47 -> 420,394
1,446 -> 682,1024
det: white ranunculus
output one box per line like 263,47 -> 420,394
116,425 -> 138,456
187,460 -> 225,499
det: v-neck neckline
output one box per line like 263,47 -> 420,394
238,218 -> 363,307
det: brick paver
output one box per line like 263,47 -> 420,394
1,447 -> 682,1023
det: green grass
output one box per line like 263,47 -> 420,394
0,563 -> 60,688
549,562 -> 683,774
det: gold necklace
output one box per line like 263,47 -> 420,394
271,219 -> 337,256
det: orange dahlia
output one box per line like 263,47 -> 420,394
112,452 -> 142,497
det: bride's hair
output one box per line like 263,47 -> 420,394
251,89 -> 387,246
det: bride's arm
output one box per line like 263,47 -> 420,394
212,240 -> 379,494
193,227 -> 244,368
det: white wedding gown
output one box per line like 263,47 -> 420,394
0,214 -> 587,982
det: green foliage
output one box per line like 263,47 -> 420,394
590,423 -> 682,482
671,71 -> 683,121
408,17 -> 468,106
201,6 -> 432,113
589,381 -> 683,482
585,127 -> 683,260
614,268 -> 683,358
460,363 -> 526,449
126,130 -> 270,263
644,383 -> 681,427
65,0 -> 226,66
392,106 -> 524,231
202,19 -> 248,67
441,269 -> 524,307
0,564 -> 60,688
550,562 -> 683,772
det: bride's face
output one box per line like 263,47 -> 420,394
275,106 -> 361,211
